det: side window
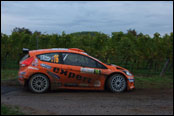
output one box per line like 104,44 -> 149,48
62,53 -> 85,66
62,53 -> 107,69
37,53 -> 61,64
62,53 -> 98,68
96,62 -> 107,69
82,56 -> 97,68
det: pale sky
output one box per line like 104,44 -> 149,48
1,1 -> 173,36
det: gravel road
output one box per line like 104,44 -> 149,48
1,85 -> 173,115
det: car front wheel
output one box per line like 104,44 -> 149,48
29,74 -> 49,93
107,74 -> 127,92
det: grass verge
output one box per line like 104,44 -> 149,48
1,69 -> 18,81
134,75 -> 173,89
1,104 -> 25,115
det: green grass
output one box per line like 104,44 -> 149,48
134,75 -> 173,89
1,104 -> 25,115
1,69 -> 18,80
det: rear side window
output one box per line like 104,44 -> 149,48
20,54 -> 29,62
37,53 -> 62,64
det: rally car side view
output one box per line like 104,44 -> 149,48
18,48 -> 135,93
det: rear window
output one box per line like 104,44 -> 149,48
20,54 -> 29,62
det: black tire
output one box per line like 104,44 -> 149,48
28,74 -> 49,93
107,74 -> 127,93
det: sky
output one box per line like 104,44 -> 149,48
1,1 -> 173,37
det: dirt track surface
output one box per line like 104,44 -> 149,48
1,85 -> 173,115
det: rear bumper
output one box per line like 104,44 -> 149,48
18,67 -> 38,86
18,71 -> 27,86
18,77 -> 25,86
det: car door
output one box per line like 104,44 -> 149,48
61,52 -> 106,88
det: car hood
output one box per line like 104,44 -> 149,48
108,64 -> 128,71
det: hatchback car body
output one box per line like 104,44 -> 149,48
18,48 -> 135,93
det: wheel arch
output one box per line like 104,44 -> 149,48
25,72 -> 51,90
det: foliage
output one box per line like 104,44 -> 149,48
1,27 -> 173,75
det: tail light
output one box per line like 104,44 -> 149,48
20,57 -> 34,67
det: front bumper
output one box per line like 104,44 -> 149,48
127,77 -> 135,90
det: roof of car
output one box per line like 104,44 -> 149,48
28,48 -> 107,66
29,48 -> 88,56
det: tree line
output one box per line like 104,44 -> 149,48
1,27 -> 173,75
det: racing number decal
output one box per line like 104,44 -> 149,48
51,54 -> 59,63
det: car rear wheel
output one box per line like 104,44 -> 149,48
107,74 -> 127,92
29,74 -> 49,93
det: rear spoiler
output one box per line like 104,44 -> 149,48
23,48 -> 29,54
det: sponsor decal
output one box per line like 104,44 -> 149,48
80,68 -> 101,74
60,69 -> 68,76
40,55 -> 51,61
19,72 -> 26,78
64,83 -> 78,87
94,69 -> 101,74
47,71 -> 60,79
68,72 -> 91,83
53,67 -> 60,73
53,67 -> 92,83
80,68 -> 94,74
94,80 -> 101,87
128,79 -> 134,82
28,66 -> 39,70
20,72 -> 26,75
79,83 -> 89,87
40,63 -> 52,69
32,58 -> 38,66
40,55 -> 50,61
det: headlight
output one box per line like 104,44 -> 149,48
123,70 -> 132,76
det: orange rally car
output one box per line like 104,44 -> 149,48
18,48 -> 135,93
